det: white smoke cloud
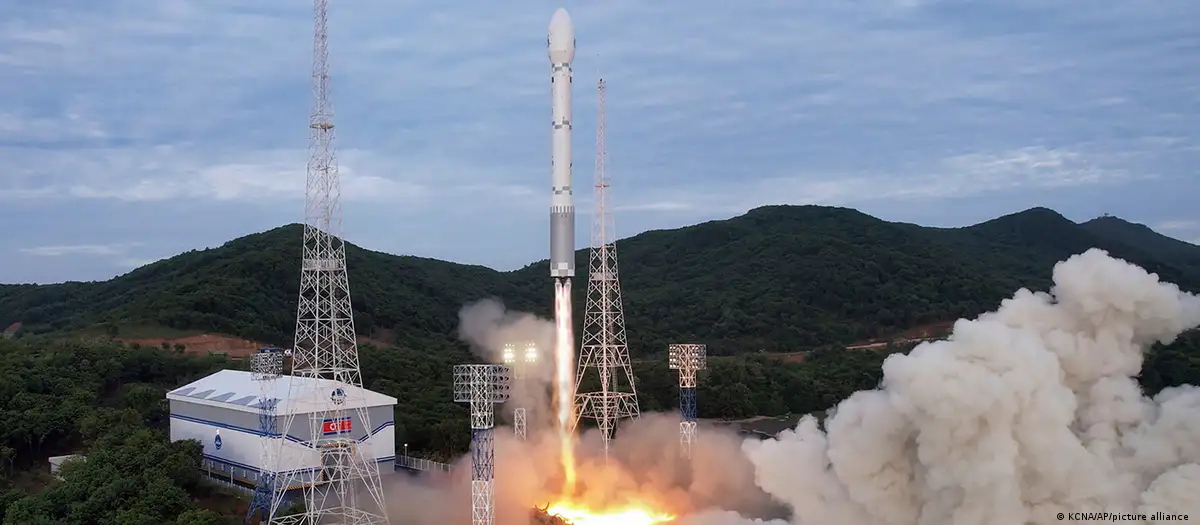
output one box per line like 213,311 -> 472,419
456,298 -> 556,429
734,249 -> 1200,525
386,249 -> 1200,525
457,298 -> 555,366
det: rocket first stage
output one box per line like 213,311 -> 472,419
548,8 -> 575,279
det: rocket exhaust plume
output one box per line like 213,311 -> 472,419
548,7 -> 578,497
554,280 -> 577,495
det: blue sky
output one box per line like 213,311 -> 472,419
1,0 -> 1197,284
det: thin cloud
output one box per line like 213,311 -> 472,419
19,242 -> 142,257
612,146 -> 1143,215
1159,221 -> 1198,231
116,257 -> 164,269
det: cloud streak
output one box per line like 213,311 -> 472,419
18,242 -> 142,258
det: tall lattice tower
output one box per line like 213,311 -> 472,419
454,364 -> 511,525
246,348 -> 284,524
668,344 -> 706,458
266,0 -> 388,522
573,78 -> 640,460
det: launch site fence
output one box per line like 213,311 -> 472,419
395,455 -> 452,473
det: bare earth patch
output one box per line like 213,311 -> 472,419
116,333 -> 264,359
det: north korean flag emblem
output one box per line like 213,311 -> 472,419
322,417 -> 352,435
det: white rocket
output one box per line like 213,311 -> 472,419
548,8 -> 575,279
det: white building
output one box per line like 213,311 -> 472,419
167,369 -> 397,488
48,454 -> 85,480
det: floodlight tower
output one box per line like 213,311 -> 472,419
501,344 -> 520,440
246,348 -> 284,524
454,364 -> 512,525
502,343 -> 539,440
574,77 -> 640,461
266,0 -> 388,522
668,344 -> 706,458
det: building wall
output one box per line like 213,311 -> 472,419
48,455 -> 85,480
169,400 -> 395,486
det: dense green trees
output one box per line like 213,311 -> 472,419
3,429 -> 230,525
2,322 -> 1199,522
4,206 -> 1198,356
0,338 -> 237,524
2,205 -> 1200,522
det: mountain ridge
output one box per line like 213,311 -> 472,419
2,205 -> 1198,356
6,206 -> 1196,286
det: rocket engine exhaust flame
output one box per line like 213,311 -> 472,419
553,278 -> 578,495
543,502 -> 676,525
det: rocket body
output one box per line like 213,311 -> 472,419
548,8 -> 575,279
548,9 -> 579,489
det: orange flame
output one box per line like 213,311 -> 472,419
545,280 -> 674,524
545,501 -> 676,525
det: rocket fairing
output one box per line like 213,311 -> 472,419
548,8 -> 576,279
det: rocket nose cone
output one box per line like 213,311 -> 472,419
548,8 -> 575,62
550,8 -> 573,35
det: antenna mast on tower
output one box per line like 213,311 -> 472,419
267,0 -> 388,522
573,78 -> 640,460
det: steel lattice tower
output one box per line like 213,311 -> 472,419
572,78 -> 640,460
454,365 -> 511,525
246,348 -> 284,524
502,343 -> 538,441
668,344 -> 706,458
266,0 -> 388,522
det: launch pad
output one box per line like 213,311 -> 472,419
531,506 -> 572,525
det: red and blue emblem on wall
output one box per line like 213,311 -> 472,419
322,417 -> 352,435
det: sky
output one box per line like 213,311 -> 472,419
1,0 -> 1198,284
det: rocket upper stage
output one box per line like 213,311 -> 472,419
548,8 -> 575,279
548,8 -> 575,63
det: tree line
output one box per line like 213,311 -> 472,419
4,328 -> 1197,523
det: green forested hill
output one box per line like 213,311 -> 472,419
1079,215 -> 1200,273
3,204 -> 1200,524
0,227 -> 540,348
1,205 -> 1198,355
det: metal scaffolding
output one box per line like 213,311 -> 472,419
454,364 -> 511,525
574,78 -> 640,461
668,344 -> 706,458
266,0 -> 387,521
246,348 -> 284,524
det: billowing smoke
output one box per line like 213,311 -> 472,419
385,249 -> 1200,525
457,298 -> 555,365
730,249 -> 1200,525
457,298 -> 556,427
